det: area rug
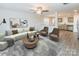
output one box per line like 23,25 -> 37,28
0,36 -> 59,56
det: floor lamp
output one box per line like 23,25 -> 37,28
0,18 -> 6,25
0,18 -> 7,35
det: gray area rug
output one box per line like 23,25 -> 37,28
1,36 -> 79,56
0,36 -> 60,56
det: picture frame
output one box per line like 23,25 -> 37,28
9,18 -> 21,28
10,18 -> 28,28
20,19 -> 28,28
58,18 -> 62,22
68,17 -> 73,23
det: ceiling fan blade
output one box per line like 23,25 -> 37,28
42,10 -> 49,12
63,3 -> 69,5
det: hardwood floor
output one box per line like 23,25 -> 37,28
58,30 -> 79,56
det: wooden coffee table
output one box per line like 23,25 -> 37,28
22,37 -> 38,49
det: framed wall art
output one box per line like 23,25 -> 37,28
68,17 -> 73,23
20,19 -> 28,28
9,18 -> 21,28
58,18 -> 62,22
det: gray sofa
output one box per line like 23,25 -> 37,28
0,33 -> 8,51
0,31 -> 37,51
4,31 -> 37,42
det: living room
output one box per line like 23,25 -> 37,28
0,3 -> 79,56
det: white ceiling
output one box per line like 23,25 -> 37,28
0,3 -> 79,15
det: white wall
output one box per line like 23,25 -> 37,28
0,8 -> 44,33
59,13 -> 79,32
43,12 -> 58,32
1,7 -> 78,33
58,14 -> 79,32
58,15 -> 74,32
44,13 -> 77,32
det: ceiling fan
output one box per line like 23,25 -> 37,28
31,5 -> 49,15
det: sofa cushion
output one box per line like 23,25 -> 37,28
0,33 -> 5,41
12,30 -> 18,35
0,42 -> 8,51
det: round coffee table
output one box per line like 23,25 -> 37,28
22,37 -> 38,49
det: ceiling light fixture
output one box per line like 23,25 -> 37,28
31,5 -> 49,15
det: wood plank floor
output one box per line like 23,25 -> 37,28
58,30 -> 79,56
